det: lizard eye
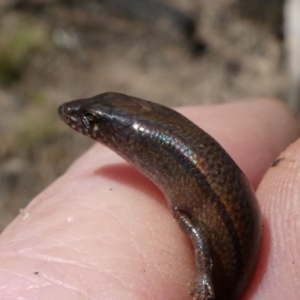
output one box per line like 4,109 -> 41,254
83,113 -> 97,129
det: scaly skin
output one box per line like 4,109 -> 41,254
58,92 -> 261,300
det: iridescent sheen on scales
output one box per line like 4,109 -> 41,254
58,92 -> 261,300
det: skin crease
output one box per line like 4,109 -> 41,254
0,99 -> 299,300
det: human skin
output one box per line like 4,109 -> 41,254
0,99 -> 299,300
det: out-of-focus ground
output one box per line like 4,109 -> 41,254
0,0 -> 288,231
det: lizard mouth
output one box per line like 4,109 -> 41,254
58,103 -> 84,133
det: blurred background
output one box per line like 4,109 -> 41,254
0,0 -> 296,232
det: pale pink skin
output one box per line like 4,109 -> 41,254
0,99 -> 299,300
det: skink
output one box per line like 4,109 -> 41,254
58,92 -> 261,300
